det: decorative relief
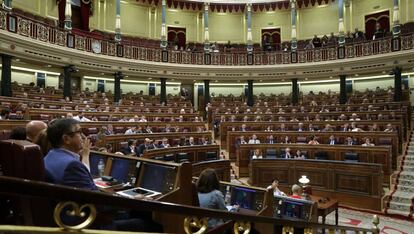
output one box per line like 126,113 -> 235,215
75,36 -> 85,50
345,46 -> 354,58
124,45 -> 132,58
363,43 -> 372,56
313,49 -> 321,62
282,53 -> 290,64
138,47 -> 146,60
17,18 -> 30,37
254,54 -> 262,65
108,43 -> 116,56
56,31 -> 66,46
0,10 -> 5,29
37,25 -> 49,42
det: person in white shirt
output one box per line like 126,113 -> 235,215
362,138 -> 375,147
351,122 -> 364,132
251,149 -> 263,159
384,123 -> 394,132
266,179 -> 286,197
73,112 -> 91,122
129,115 -> 139,122
248,134 -> 260,144
124,127 -> 136,135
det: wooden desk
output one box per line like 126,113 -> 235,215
311,195 -> 338,225
236,144 -> 392,179
249,159 -> 383,211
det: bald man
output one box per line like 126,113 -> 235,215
26,120 -> 47,142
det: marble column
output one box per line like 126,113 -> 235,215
1,54 -> 12,97
64,0 -> 72,30
290,0 -> 297,51
114,0 -> 121,43
160,0 -> 167,49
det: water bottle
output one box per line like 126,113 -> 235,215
224,186 -> 231,205
98,159 -> 105,177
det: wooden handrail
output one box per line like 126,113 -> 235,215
0,176 -> 379,233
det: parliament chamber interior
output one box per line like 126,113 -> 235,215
0,0 -> 414,233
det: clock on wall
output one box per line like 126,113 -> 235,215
92,40 -> 101,54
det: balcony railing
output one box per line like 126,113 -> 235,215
1,8 -> 413,66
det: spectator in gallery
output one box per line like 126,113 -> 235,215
124,126 -> 136,135
370,123 -> 380,131
353,28 -> 364,40
121,139 -> 136,155
362,138 -> 375,147
267,135 -> 276,144
281,136 -> 292,144
308,135 -> 319,145
248,134 -> 261,144
345,136 -> 356,146
294,150 -> 306,159
312,35 -> 322,47
373,22 -> 385,40
384,123 -> 394,132
240,124 -> 248,132
351,122 -> 364,132
305,40 -> 315,50
251,149 -> 263,159
279,123 -> 287,131
267,179 -> 286,197
265,126 -> 273,132
280,147 -> 293,159
308,124 -> 316,132
73,112 -> 91,122
328,135 -> 337,145
237,136 -> 247,146
297,122 -> 304,132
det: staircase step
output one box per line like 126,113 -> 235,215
389,201 -> 412,212
397,185 -> 414,193
387,208 -> 411,217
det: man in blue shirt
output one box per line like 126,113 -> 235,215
44,118 -> 96,190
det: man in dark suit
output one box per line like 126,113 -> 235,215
121,139 -> 136,155
328,135 -> 337,145
135,138 -> 155,156
280,147 -> 293,159
267,135 -> 276,144
373,22 -> 385,40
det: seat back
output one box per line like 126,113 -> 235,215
109,158 -> 132,183
0,140 -> 52,226
164,154 -> 175,161
315,151 -> 329,160
0,140 -> 44,180
176,152 -> 189,163
205,151 -> 217,161
344,152 -> 359,162
266,149 -> 277,159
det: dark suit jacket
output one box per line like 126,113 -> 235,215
327,139 -> 337,145
121,146 -> 134,155
280,153 -> 293,159
44,148 -> 97,190
266,139 -> 276,144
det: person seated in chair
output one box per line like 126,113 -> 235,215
267,135 -> 276,144
361,138 -> 375,147
121,139 -> 136,155
251,149 -> 263,159
248,134 -> 260,144
280,147 -> 293,159
26,120 -> 48,142
294,150 -> 306,159
267,179 -> 286,197
327,135 -> 337,145
307,135 -> 319,145
135,138 -> 155,156
289,184 -> 303,199
196,169 -> 228,229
